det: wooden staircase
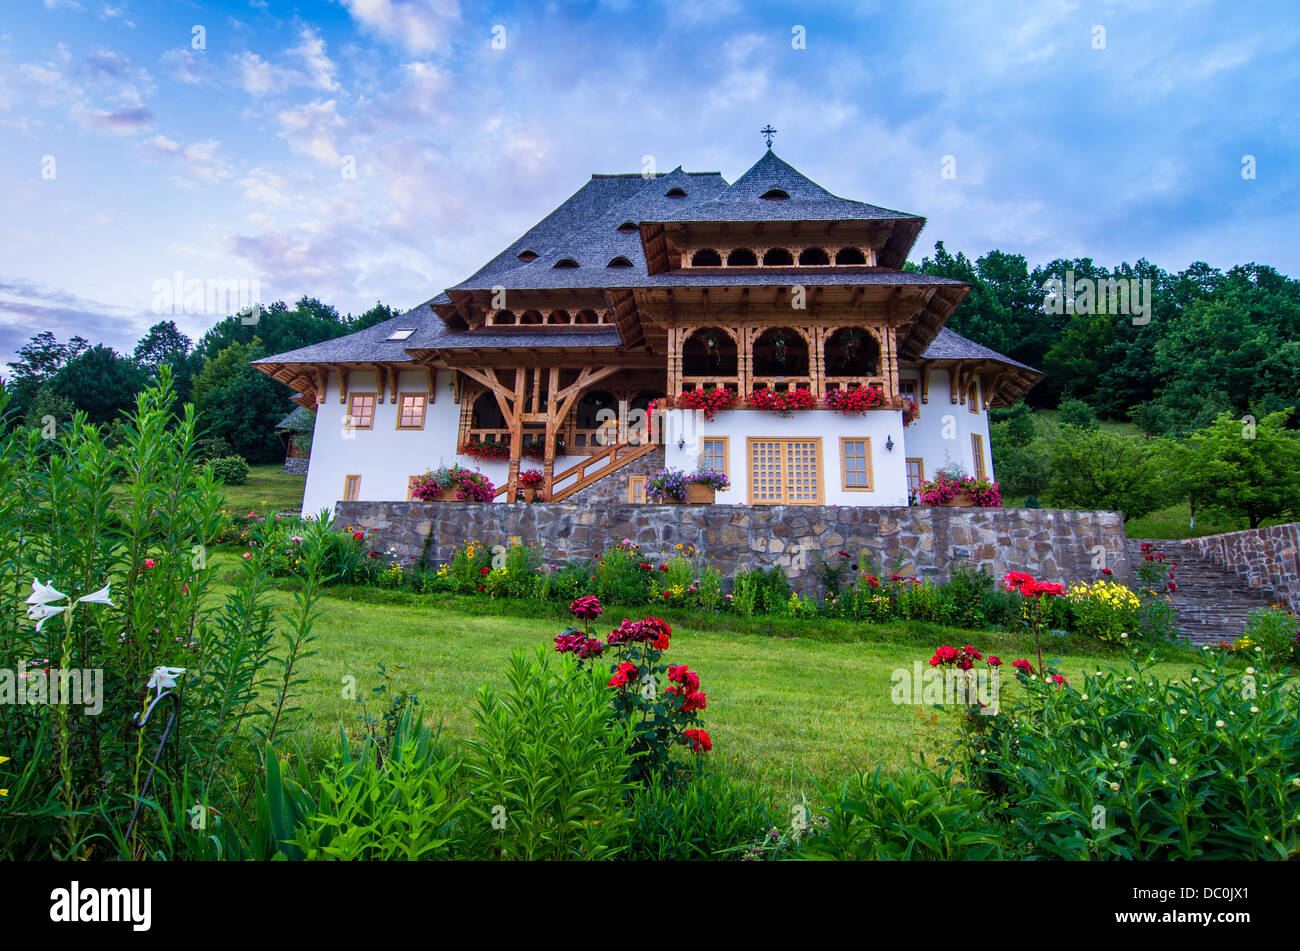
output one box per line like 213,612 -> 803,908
490,441 -> 658,503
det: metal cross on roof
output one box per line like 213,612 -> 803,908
760,125 -> 777,148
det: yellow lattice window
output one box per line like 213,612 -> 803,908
397,393 -> 426,430
967,381 -> 979,414
747,437 -> 823,505
971,434 -> 987,480
840,438 -> 873,491
347,393 -> 376,429
343,474 -> 361,501
906,458 -> 925,495
407,476 -> 420,500
628,475 -> 646,503
700,437 -> 728,476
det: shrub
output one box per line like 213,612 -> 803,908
462,648 -> 634,860
556,602 -> 712,784
972,650 -> 1300,859
0,371 -> 330,860
1240,606 -> 1298,669
282,706 -> 464,861
1066,579 -> 1141,642
795,765 -> 1012,860
594,540 -> 654,605
210,454 -> 250,485
623,770 -> 774,861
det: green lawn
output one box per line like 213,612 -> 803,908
238,580 -> 1206,798
220,464 -> 305,517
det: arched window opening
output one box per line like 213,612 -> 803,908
798,247 -> 830,265
517,249 -> 538,262
471,391 -> 505,432
726,248 -> 758,266
665,187 -> 687,197
553,258 -> 579,268
691,248 -> 722,267
607,256 -> 633,268
617,221 -> 638,233
762,247 -> 794,266
681,327 -> 738,378
760,189 -> 790,200
823,327 -> 881,377
835,247 -> 867,265
519,309 -> 543,325
752,327 -> 809,378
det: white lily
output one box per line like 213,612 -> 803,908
26,603 -> 68,631
26,579 -> 67,606
146,666 -> 187,696
76,584 -> 114,606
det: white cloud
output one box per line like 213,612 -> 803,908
141,133 -> 232,182
341,0 -> 460,54
275,99 -> 343,165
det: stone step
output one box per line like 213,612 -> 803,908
1125,537 -> 1281,645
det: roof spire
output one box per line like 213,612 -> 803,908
760,124 -> 777,149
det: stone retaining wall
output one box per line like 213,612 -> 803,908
334,501 -> 1129,595
1181,523 -> 1300,611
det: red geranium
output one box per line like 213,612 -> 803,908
682,728 -> 712,753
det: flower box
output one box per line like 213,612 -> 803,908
940,495 -> 975,507
685,483 -> 716,504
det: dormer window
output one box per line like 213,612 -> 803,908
553,258 -> 579,268
665,187 -> 687,197
760,189 -> 790,200
517,250 -> 538,262
386,329 -> 416,341
617,221 -> 638,233
607,256 -> 633,268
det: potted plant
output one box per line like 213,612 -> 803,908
917,467 -> 1002,508
459,439 -> 510,461
645,468 -> 689,503
685,468 -> 729,503
518,469 -> 544,502
413,464 -> 495,502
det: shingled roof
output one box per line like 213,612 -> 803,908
255,150 -> 1039,406
658,150 -> 920,223
916,327 -> 1042,406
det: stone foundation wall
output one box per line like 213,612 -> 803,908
334,501 -> 1129,595
1181,523 -> 1300,611
284,457 -> 309,475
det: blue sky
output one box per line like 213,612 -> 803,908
1,0 -> 1298,366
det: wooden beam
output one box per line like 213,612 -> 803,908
335,365 -> 350,405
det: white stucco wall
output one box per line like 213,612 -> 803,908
661,407 -> 910,506
302,369 -> 529,516
896,369 -> 995,490
300,367 -> 996,515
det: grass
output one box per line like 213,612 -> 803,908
232,576 -> 1207,799
219,464 -> 305,517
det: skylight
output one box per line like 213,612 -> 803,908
387,329 -> 416,340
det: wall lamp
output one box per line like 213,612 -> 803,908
885,436 -> 894,452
